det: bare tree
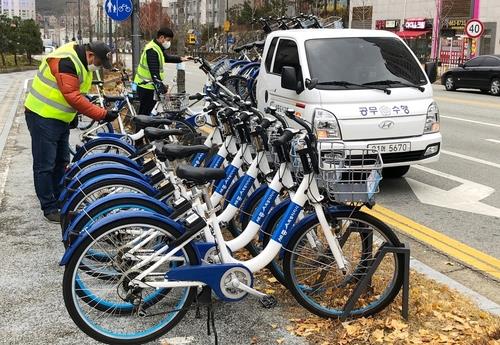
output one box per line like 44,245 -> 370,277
350,0 -> 372,29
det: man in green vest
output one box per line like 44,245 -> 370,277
134,27 -> 191,115
25,41 -> 119,223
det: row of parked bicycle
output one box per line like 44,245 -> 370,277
58,55 -> 406,345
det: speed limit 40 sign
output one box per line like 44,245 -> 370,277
465,19 -> 484,39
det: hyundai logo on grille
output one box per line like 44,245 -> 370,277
379,120 -> 395,129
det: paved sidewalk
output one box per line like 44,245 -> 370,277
0,89 -> 307,345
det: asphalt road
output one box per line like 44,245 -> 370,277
376,86 -> 500,258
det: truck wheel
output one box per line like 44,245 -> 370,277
382,166 -> 410,178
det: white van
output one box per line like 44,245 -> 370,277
256,29 -> 441,177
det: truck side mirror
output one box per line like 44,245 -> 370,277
424,62 -> 437,84
281,66 -> 303,94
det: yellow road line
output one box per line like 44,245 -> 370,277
434,95 -> 500,110
364,205 -> 500,280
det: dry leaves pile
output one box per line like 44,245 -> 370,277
276,271 -> 500,345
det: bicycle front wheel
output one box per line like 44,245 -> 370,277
283,210 -> 404,319
63,215 -> 198,344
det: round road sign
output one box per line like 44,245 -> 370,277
465,19 -> 484,39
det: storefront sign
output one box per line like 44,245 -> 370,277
376,19 -> 400,30
446,18 -> 467,30
404,18 -> 426,30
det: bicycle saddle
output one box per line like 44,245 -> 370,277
254,40 -> 265,49
133,115 -> 172,128
176,165 -> 226,185
233,45 -> 245,53
161,144 -> 210,161
144,127 -> 186,141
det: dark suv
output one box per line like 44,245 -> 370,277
441,55 -> 500,95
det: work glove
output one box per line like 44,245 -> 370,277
104,110 -> 119,123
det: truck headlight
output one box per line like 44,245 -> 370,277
313,108 -> 342,140
424,102 -> 440,134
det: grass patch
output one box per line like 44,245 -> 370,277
0,54 -> 40,69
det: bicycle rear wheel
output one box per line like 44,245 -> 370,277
283,210 -> 404,319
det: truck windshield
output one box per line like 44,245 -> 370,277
305,37 -> 427,90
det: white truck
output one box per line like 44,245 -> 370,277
256,29 -> 441,177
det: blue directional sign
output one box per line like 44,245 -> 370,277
104,0 -> 133,21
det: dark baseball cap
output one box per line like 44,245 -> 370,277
88,41 -> 113,69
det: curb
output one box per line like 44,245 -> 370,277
411,258 -> 500,316
0,79 -> 25,159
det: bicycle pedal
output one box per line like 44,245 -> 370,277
259,295 -> 277,309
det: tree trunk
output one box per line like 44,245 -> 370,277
14,53 -> 18,66
27,52 -> 32,65
0,52 -> 5,66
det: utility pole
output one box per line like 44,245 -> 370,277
88,0 -> 93,41
431,0 -> 442,59
108,16 -> 113,48
131,0 -> 141,76
78,0 -> 82,43
177,0 -> 186,93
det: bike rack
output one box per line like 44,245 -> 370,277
340,242 -> 410,321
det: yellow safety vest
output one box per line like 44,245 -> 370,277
134,40 -> 165,90
25,42 -> 92,123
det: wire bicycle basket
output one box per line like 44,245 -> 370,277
320,16 -> 344,28
318,142 -> 383,203
159,93 -> 190,112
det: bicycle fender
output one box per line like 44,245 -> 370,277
60,174 -> 158,216
60,210 -> 197,266
73,137 -> 136,161
239,183 -> 268,225
62,153 -> 142,185
61,164 -> 150,204
62,193 -> 175,243
96,132 -> 126,139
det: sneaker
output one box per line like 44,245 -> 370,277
44,210 -> 60,224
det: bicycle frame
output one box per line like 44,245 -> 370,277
125,172 -> 348,290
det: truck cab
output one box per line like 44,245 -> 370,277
256,29 -> 441,177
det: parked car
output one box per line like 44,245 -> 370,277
43,45 -> 55,54
441,55 -> 500,95
256,29 -> 441,178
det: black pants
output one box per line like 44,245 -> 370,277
25,110 -> 70,214
137,86 -> 156,115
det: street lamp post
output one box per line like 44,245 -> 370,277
77,0 -> 82,43
225,0 -> 228,53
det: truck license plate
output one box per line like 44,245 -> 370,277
367,142 -> 411,153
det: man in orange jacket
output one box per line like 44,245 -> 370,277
25,41 -> 118,223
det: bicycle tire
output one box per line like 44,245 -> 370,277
283,209 -> 404,319
220,75 -> 251,102
63,215 -> 198,344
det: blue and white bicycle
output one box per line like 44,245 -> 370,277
61,105 -> 405,344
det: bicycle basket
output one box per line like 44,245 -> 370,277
320,16 -> 343,28
318,143 -> 383,203
161,93 -> 190,112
